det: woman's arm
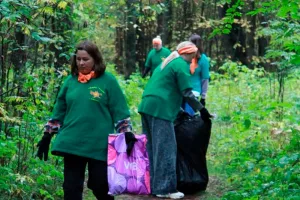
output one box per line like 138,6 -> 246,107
201,79 -> 209,99
200,55 -> 210,99
51,76 -> 72,123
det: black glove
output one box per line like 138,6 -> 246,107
200,98 -> 206,107
36,132 -> 52,161
125,132 -> 137,156
182,89 -> 204,111
142,67 -> 151,78
200,107 -> 212,121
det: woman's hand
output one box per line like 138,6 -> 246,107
200,107 -> 212,121
200,98 -> 206,107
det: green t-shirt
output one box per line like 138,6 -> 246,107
139,57 -> 192,122
145,47 -> 171,74
51,72 -> 130,161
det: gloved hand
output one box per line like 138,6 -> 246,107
44,120 -> 60,133
125,132 -> 137,156
36,119 -> 60,161
36,132 -> 52,161
115,118 -> 133,133
200,107 -> 212,121
200,98 -> 206,107
142,67 -> 150,78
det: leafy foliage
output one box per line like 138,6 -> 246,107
208,62 -> 300,199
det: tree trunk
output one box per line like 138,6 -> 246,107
136,0 -> 145,72
11,28 -> 26,73
246,1 -> 256,68
257,15 -> 268,57
124,0 -> 138,78
49,9 -> 73,69
157,0 -> 172,45
219,2 -> 249,66
115,27 -> 125,73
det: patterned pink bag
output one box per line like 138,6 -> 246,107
107,133 -> 151,195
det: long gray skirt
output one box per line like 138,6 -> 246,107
141,113 -> 177,195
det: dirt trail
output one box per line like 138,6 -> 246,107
115,176 -> 224,200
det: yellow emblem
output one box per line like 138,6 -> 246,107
90,91 -> 101,98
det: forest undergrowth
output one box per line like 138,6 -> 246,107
0,63 -> 299,200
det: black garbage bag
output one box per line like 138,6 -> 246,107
174,112 -> 212,194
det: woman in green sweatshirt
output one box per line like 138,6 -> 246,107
36,41 -> 131,200
138,41 -> 212,199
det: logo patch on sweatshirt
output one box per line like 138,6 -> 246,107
88,86 -> 104,102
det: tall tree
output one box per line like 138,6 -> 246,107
124,0 -> 138,78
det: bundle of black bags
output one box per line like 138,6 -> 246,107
174,111 -> 212,194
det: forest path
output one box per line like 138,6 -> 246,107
113,175 -> 225,200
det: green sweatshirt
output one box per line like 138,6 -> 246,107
145,47 -> 171,74
139,57 -> 192,122
51,72 -> 130,161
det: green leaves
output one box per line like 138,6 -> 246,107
31,32 -> 52,43
291,55 -> 300,65
57,1 -> 68,9
243,119 -> 251,129
247,0 -> 300,70
222,29 -> 231,34
209,63 -> 299,199
209,0 -> 244,38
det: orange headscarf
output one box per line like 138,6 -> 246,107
161,42 -> 198,70
177,44 -> 198,74
177,45 -> 198,55
78,71 -> 95,83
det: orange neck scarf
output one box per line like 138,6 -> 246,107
190,58 -> 198,74
78,71 -> 95,83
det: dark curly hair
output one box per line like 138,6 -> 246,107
71,41 -> 106,77
189,33 -> 204,54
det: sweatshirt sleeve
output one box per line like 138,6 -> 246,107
51,75 -> 72,123
201,79 -> 209,99
182,88 -> 204,112
107,75 -> 130,123
145,50 -> 153,69
200,55 -> 210,79
200,55 -> 210,98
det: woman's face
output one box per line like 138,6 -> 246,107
76,50 -> 95,74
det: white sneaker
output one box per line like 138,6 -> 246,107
156,191 -> 184,199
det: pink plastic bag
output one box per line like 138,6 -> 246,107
107,133 -> 151,195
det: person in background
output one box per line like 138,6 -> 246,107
142,36 -> 171,78
138,41 -> 212,199
36,41 -> 132,200
183,33 -> 210,115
